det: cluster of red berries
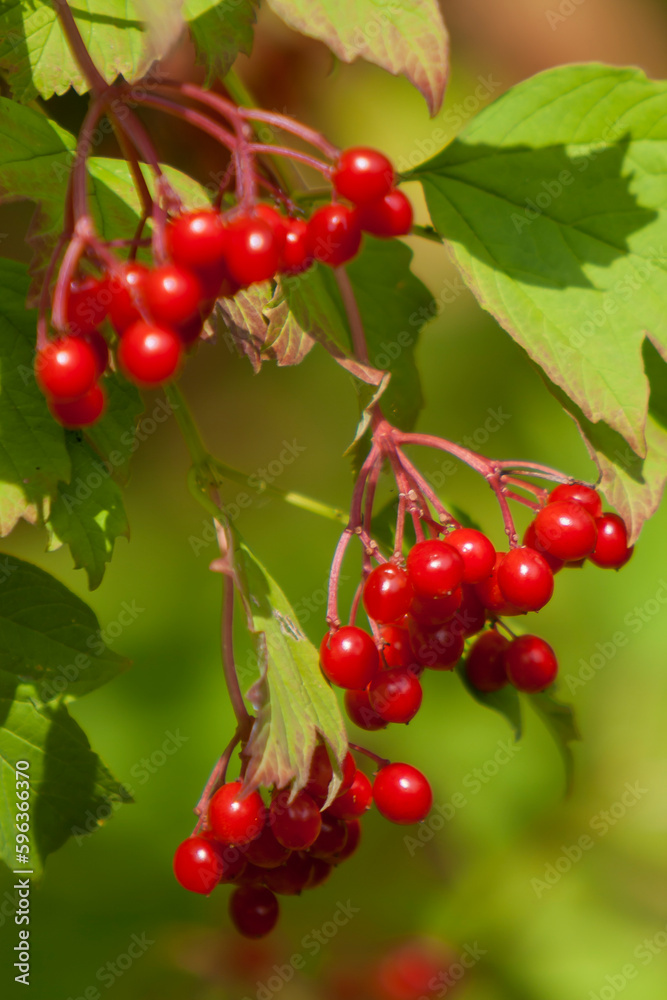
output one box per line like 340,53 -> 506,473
173,744 -> 432,937
36,147 -> 412,429
321,483 -> 633,722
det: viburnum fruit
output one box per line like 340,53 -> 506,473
320,626 -> 380,689
167,209 -> 228,270
532,501 -> 597,561
66,275 -> 108,335
253,203 -> 288,249
465,629 -> 510,692
474,553 -> 521,616
337,819 -> 361,862
406,538 -> 464,600
363,562 -> 414,624
306,203 -> 362,267
305,745 -> 355,801
523,521 -> 565,574
208,780 -> 266,846
173,835 -> 224,895
328,769 -> 373,820
344,688 -> 388,731
369,667 -> 423,724
497,547 -> 554,612
78,329 -> 110,376
225,215 -> 281,285
107,261 -> 149,334
589,513 -> 633,569
35,336 -> 99,401
372,763 -> 432,825
279,217 -> 310,275
242,819 -> 292,869
357,189 -> 413,237
333,147 -> 394,204
548,482 -> 602,518
116,321 -> 183,386
229,885 -> 279,939
143,264 -> 202,325
410,621 -> 465,670
445,528 -> 496,584
309,812 -> 349,861
379,624 -> 417,669
504,634 -> 558,692
450,584 -> 487,637
269,788 -> 322,850
48,383 -> 106,428
409,587 -> 462,628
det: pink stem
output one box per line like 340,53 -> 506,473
53,0 -> 108,95
348,744 -> 390,769
503,489 -> 541,512
192,730 -> 242,831
237,107 -> 340,160
394,447 -> 459,528
246,143 -> 332,178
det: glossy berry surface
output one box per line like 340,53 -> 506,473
67,276 -> 108,335
357,188 -> 413,237
144,264 -> 202,325
279,218 -> 310,274
411,622 -> 465,670
254,204 -> 287,248
225,216 -> 281,285
309,811 -> 349,860
306,204 -> 361,267
369,667 -> 423,724
533,501 -> 597,561
173,835 -> 224,895
107,262 -> 148,334
328,770 -> 373,820
406,538 -> 464,600
379,624 -> 417,669
79,329 -> 109,376
444,528 -> 496,584
337,819 -> 361,862
474,553 -> 523,617
589,513 -> 633,568
409,587 -> 462,627
242,819 -> 291,869
465,630 -> 510,692
229,885 -> 279,938
363,562 -> 413,624
372,763 -> 432,825
451,584 -> 487,638
208,780 -> 266,846
269,789 -> 322,850
333,147 -> 394,204
36,336 -> 99,401
548,482 -> 602,518
304,745 -> 355,801
320,626 -> 380,689
48,383 -> 106,428
344,688 -> 387,731
117,322 -> 183,386
523,521 -> 564,574
167,210 -> 227,271
497,547 -> 554,612
504,634 -> 558,692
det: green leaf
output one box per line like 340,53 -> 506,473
456,662 -> 522,741
0,257 -> 70,536
234,537 -> 348,794
263,294 -> 315,367
47,435 -> 130,590
184,0 -> 257,84
215,281 -> 274,372
265,0 -> 449,114
528,689 -> 581,793
410,64 -> 667,532
0,555 -> 129,702
0,670 -> 132,878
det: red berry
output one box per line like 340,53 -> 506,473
116,321 -> 183,386
363,562 -> 414,624
357,189 -> 413,237
373,763 -> 432,825
229,885 -> 279,938
533,501 -> 597,561
445,528 -> 496,584
78,329 -> 109,376
306,203 -> 361,267
173,835 -> 224,894
406,539 -> 464,600
309,811 -> 349,860
225,215 -> 281,285
344,688 -> 388,731
144,264 -> 202,326
107,262 -> 149,334
465,630 -> 510,692
450,584 -> 487,638
203,837 -> 247,883
337,819 -> 361,862
173,314 -> 204,347
497,547 -> 554,612
35,336 -> 98,401
279,218 -> 310,275
369,667 -> 422,723
320,626 -> 380,689
269,788 -> 321,850
254,204 -> 288,249
308,856 -> 332,889
333,147 -> 394,204
242,819 -> 291,869
409,587 -> 462,628
474,553 -> 522,616
410,621 -> 465,670
523,521 -> 565,574
328,769 -> 373,820
48,383 -> 106,428
167,210 -> 227,271
208,780 -> 267,846
589,513 -> 633,568
66,276 -> 108,335
548,482 -> 602,518
262,851 -> 314,895
305,745 -> 355,801
379,623 -> 417,670
504,634 -> 558,692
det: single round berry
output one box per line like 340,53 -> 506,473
450,584 -> 487,638
208,780 -> 266,846
143,264 -> 202,326
504,634 -> 558,692
410,622 -> 465,670
279,218 -> 310,275
306,204 -> 362,267
369,668 -> 422,723
229,885 -> 279,938
254,204 -> 287,249
167,210 -> 228,271
337,819 -> 361,862
66,276 -> 108,335
333,147 -> 394,204
548,482 -> 602,518
35,336 -> 98,401
497,547 -> 554,612
357,189 -> 413,237
379,623 -> 417,670
465,630 -> 510,692
344,688 -> 388,731
242,818 -> 292,869
373,763 -> 432,825
304,744 -> 355,801
48,383 -> 106,428
116,321 -> 183,386
523,521 -> 565,574
406,539 -> 464,600
409,588 -> 462,628
533,501 -> 598,561
225,215 -> 281,286
589,513 -> 633,568
269,788 -> 322,850
309,811 -> 349,860
173,835 -> 224,894
78,329 -> 109,376
107,262 -> 149,334
363,562 -> 414,624
445,528 -> 496,584
320,626 -> 380,689
474,553 -> 522,617
328,769 -> 373,820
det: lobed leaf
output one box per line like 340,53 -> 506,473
528,689 -> 581,794
456,662 -> 522,741
184,0 -> 257,84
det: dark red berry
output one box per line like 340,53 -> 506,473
305,744 -> 355,801
333,147 -> 394,204
533,501 -> 597,561
357,189 -> 413,237
307,856 -> 332,889
309,811 -> 349,860
336,819 -> 361,863
167,210 -> 227,271
78,329 -> 109,376
497,547 -> 554,612
589,513 -> 633,568
328,770 -> 373,820
504,634 -> 558,692
173,313 -> 204,347
306,204 -> 361,267
144,264 -> 202,325
445,528 -> 496,584
242,819 -> 291,869
320,626 -> 380,689
344,688 -> 388,731
229,885 -> 279,938
523,521 -> 565,573
48,383 -> 106,428
410,621 -> 465,670
66,276 -> 108,335
107,262 -> 149,334
363,562 -> 413,624
117,321 -> 183,386
465,630 -> 510,692
202,836 -> 247,883
225,215 -> 281,285
279,218 -> 310,275
379,624 -> 417,670
35,336 -> 98,401
369,668 -> 422,723
449,584 -> 487,638
208,780 -> 266,846
474,553 -> 522,617
409,587 -> 462,627
373,763 -> 432,825
548,482 -> 602,518
406,538 -> 464,600
269,788 -> 321,850
173,835 -> 224,894
262,851 -> 314,895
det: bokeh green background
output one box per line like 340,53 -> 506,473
2,2 -> 667,997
